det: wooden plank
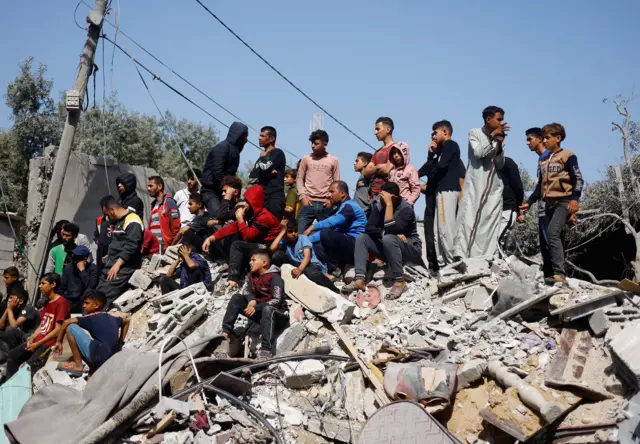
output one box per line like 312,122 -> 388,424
331,322 -> 390,406
619,279 -> 640,295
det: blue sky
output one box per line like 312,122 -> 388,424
1,0 -> 639,215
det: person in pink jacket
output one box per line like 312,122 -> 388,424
388,146 -> 420,205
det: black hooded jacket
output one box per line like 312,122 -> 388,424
116,173 -> 144,219
201,122 -> 248,194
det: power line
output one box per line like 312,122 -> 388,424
193,0 -> 377,152
101,34 -> 301,164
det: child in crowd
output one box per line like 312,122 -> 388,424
172,193 -> 213,246
388,146 -> 420,205
269,220 -> 338,292
283,169 -> 299,221
520,123 -> 583,286
157,236 -> 212,294
353,152 -> 372,213
215,249 -> 285,359
54,290 -> 130,376
3,273 -> 70,380
0,288 -> 40,365
3,267 -> 25,304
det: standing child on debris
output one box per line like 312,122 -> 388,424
353,151 -> 373,213
54,290 -> 130,376
520,123 -> 583,286
215,249 -> 285,360
3,273 -> 70,381
270,219 -> 339,292
283,169 -> 299,222
158,236 -> 212,294
418,120 -> 462,265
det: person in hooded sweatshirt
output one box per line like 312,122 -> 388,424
201,122 -> 249,216
202,185 -> 281,289
116,173 -> 144,220
388,145 -> 420,205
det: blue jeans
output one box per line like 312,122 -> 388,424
68,324 -> 93,364
297,201 -> 333,233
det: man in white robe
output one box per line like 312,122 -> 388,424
453,106 -> 508,259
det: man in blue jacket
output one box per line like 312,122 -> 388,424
201,122 -> 249,215
303,181 -> 367,277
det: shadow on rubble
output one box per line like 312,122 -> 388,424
570,224 -> 635,281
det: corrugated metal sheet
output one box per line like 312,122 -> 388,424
0,365 -> 32,444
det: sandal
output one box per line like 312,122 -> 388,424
255,349 -> 273,361
57,362 -> 84,377
386,282 -> 406,300
341,281 -> 364,295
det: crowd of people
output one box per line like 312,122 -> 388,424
0,105 -> 585,373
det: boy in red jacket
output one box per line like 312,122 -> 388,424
203,185 -> 280,288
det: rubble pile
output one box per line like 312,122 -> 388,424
24,248 -> 640,443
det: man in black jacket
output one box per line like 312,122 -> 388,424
116,173 -> 144,219
342,182 -> 423,300
498,157 -> 524,251
249,126 -> 286,219
97,196 -> 144,307
201,122 -> 249,215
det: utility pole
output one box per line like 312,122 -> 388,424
27,0 -> 108,300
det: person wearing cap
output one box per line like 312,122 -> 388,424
60,245 -> 98,313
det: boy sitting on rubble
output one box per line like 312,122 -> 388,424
157,235 -> 212,294
53,290 -> 130,376
3,273 -> 71,381
215,249 -> 285,360
0,288 -> 40,365
270,219 -> 339,292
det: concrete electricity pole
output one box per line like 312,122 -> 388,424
28,0 -> 108,299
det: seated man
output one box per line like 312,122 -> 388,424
60,246 -> 98,313
342,182 -> 423,300
202,185 -> 280,288
172,193 -> 214,247
303,181 -> 366,277
97,196 -> 144,307
214,249 -> 284,360
54,290 -> 130,376
4,273 -> 70,380
45,223 -> 92,275
157,235 -> 212,294
0,288 -> 40,365
270,220 -> 338,292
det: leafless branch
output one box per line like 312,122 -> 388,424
566,260 -> 619,286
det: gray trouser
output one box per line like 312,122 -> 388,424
354,234 -> 422,282
435,191 -> 459,265
545,199 -> 570,276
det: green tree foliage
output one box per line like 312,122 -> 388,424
513,164 -> 540,256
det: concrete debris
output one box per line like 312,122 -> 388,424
456,359 -> 487,391
307,416 -> 359,443
129,269 -> 153,290
276,359 -> 325,389
344,370 -> 366,422
276,322 -> 306,355
590,306 -> 640,337
609,321 -> 640,389
464,286 -> 492,311
551,290 -> 626,321
112,288 -> 145,312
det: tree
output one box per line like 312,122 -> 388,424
513,164 -> 539,257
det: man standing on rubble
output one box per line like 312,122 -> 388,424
116,173 -> 144,219
249,126 -> 286,220
147,176 -> 181,253
454,106 -> 507,259
201,121 -> 249,215
97,196 -> 144,307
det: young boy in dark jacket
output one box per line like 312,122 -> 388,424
520,123 -> 583,286
215,249 -> 285,359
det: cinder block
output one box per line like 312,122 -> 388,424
609,321 -> 640,389
128,269 -> 152,290
112,288 -> 145,313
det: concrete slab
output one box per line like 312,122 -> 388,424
609,321 -> 640,389
550,291 -> 625,322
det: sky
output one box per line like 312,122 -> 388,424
1,0 -> 639,216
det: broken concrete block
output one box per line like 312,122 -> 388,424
147,254 -> 163,274
306,319 -> 324,335
324,295 -> 356,324
363,388 -> 377,418
464,286 -> 492,311
112,288 -> 145,313
163,430 -> 195,444
276,359 -> 325,389
609,321 -> 640,389
605,323 -> 623,344
128,269 -> 152,290
407,331 -> 428,347
551,291 -> 625,322
152,396 -> 191,419
153,282 -> 209,312
344,370 -> 366,422
165,245 -> 180,261
276,323 -> 306,354
308,416 -> 359,443
456,359 -> 487,391
589,309 -> 610,337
